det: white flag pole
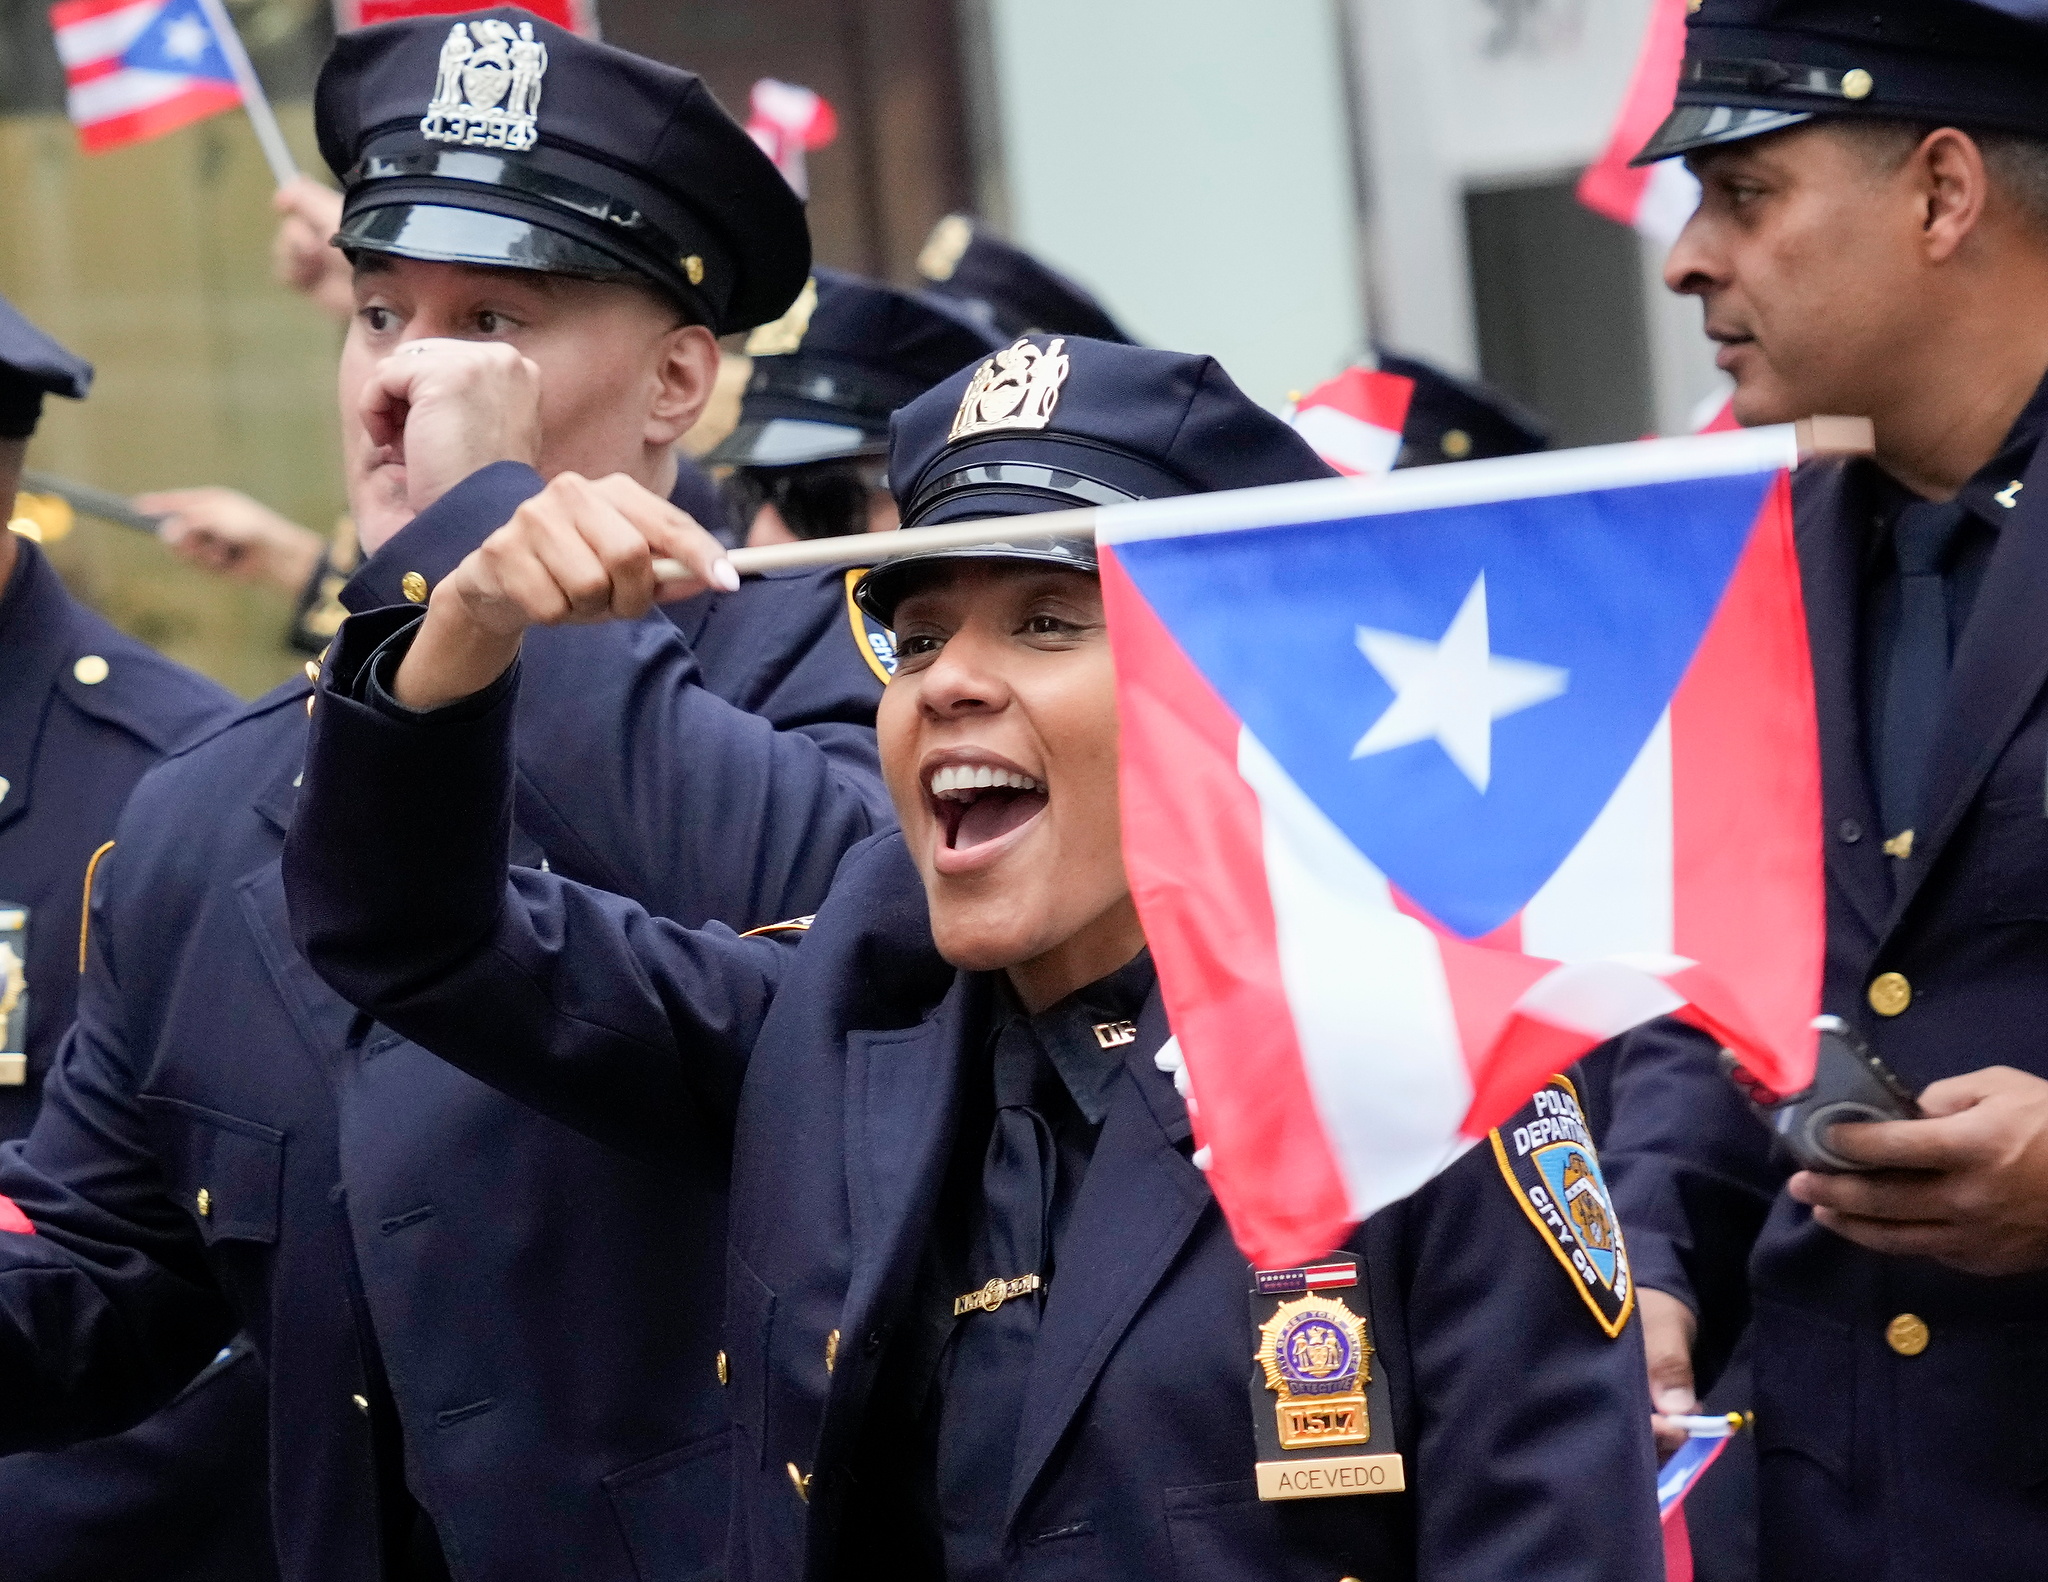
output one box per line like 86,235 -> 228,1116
193,0 -> 299,189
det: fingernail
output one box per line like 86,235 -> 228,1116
713,560 -> 740,593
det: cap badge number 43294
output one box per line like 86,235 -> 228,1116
949,337 -> 1072,442
422,19 -> 547,151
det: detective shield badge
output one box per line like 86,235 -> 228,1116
1247,1255 -> 1405,1500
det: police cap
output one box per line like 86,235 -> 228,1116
1377,350 -> 1549,467
316,6 -> 809,333
854,336 -> 1333,623
707,268 -> 1005,469
1635,0 -> 2048,166
0,295 -> 90,441
916,214 -> 1137,345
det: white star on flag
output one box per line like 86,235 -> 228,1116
160,15 -> 211,63
1351,571 -> 1568,792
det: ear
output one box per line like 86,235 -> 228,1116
1917,127 -> 1992,263
645,323 -> 720,448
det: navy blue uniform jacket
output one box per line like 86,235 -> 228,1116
0,536 -> 279,1582
285,617 -> 1666,1582
0,463 -> 890,1582
1603,446 -> 2048,1582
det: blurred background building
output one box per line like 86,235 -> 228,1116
0,0 -> 1717,693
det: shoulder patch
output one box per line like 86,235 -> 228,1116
740,915 -> 815,940
842,568 -> 896,684
1489,1075 -> 1633,1338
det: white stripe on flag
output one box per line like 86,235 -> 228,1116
1237,729 -> 1476,1221
1289,405 -> 1402,478
1521,710 -> 1674,964
53,1 -> 160,67
1513,956 -> 1690,1041
1635,160 -> 1702,248
66,67 -> 194,122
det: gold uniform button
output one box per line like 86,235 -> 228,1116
825,1329 -> 839,1373
786,1462 -> 812,1503
401,571 -> 429,603
195,1187 -> 211,1218
304,660 -> 320,684
1841,67 -> 1874,100
1868,971 -> 1912,1017
352,1393 -> 371,1414
1440,428 -> 1473,460
72,654 -> 109,685
716,1350 -> 729,1386
1886,1313 -> 1930,1356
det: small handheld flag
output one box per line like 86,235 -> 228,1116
1658,1413 -> 1749,1582
1284,368 -> 1415,479
745,79 -> 840,201
1098,428 -> 1826,1266
1578,0 -> 1698,246
52,0 -> 297,185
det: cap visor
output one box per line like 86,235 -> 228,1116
337,203 -> 638,280
1629,104 -> 1814,166
853,534 -> 1099,624
704,416 -> 883,469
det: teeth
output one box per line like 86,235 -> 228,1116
927,764 -> 1044,800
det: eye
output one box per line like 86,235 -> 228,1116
1025,613 -> 1077,636
358,305 -> 399,334
892,630 -> 946,671
474,309 -> 516,336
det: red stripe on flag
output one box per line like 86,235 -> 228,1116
0,1196 -> 34,1235
1101,545 -> 1353,1267
64,55 -> 124,85
50,0 -> 149,29
1663,1504 -> 1695,1582
1670,472 -> 1822,1095
74,80 -> 242,152
1576,0 -> 1688,228
347,0 -> 587,29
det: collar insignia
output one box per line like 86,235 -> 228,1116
422,19 -> 547,152
949,337 -> 1071,442
745,276 -> 818,358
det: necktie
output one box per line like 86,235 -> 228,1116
935,1026 -> 1055,1577
1877,499 -> 1969,843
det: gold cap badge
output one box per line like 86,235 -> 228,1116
949,337 -> 1072,443
917,213 -> 974,282
746,276 -> 818,357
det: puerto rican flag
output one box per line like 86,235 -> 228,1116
1285,368 -> 1415,479
336,1 -> 599,36
1099,428 -> 1823,1266
51,0 -> 245,153
1577,0 -> 1698,246
746,79 -> 840,201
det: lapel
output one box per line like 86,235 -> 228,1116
1003,986 -> 1212,1526
1887,435 -> 2048,927
235,860 -> 365,1099
248,719 -> 307,840
839,974 -> 984,1329
1795,461 -> 1890,941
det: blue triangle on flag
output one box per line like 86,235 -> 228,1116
121,0 -> 238,83
1112,469 -> 1778,938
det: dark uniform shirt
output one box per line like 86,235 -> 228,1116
0,539 -> 230,1136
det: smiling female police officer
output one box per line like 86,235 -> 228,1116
287,333 -> 1662,1581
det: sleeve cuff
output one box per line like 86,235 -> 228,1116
323,605 -> 518,725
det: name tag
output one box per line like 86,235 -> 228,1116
1254,1453 -> 1406,1501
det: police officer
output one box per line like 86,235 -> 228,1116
1600,4 -> 2048,1578
711,267 -> 1002,546
1374,349 -> 1549,468
0,298 -> 283,1582
285,334 -> 1664,1581
0,13 -> 892,1581
916,212 -> 1138,343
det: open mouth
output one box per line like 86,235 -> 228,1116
927,760 -> 1049,852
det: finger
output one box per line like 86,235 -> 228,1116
1821,1111 -> 1984,1172
596,475 -> 735,592
1809,1205 -> 1967,1259
567,483 -> 661,620
1649,1415 -> 1691,1459
1915,1066 -> 2024,1119
526,482 -> 631,622
1789,1167 -> 1961,1223
476,523 -> 576,629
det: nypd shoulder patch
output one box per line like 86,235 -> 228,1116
843,568 -> 897,684
1489,1075 -> 1633,1338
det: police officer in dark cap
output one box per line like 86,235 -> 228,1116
1596,4 -> 2048,1578
710,267 -> 1003,548
0,13 -> 894,1581
0,302 -> 282,1581
281,333 -> 1664,1582
917,212 -> 1138,343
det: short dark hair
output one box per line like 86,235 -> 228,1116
1831,118 -> 2048,236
